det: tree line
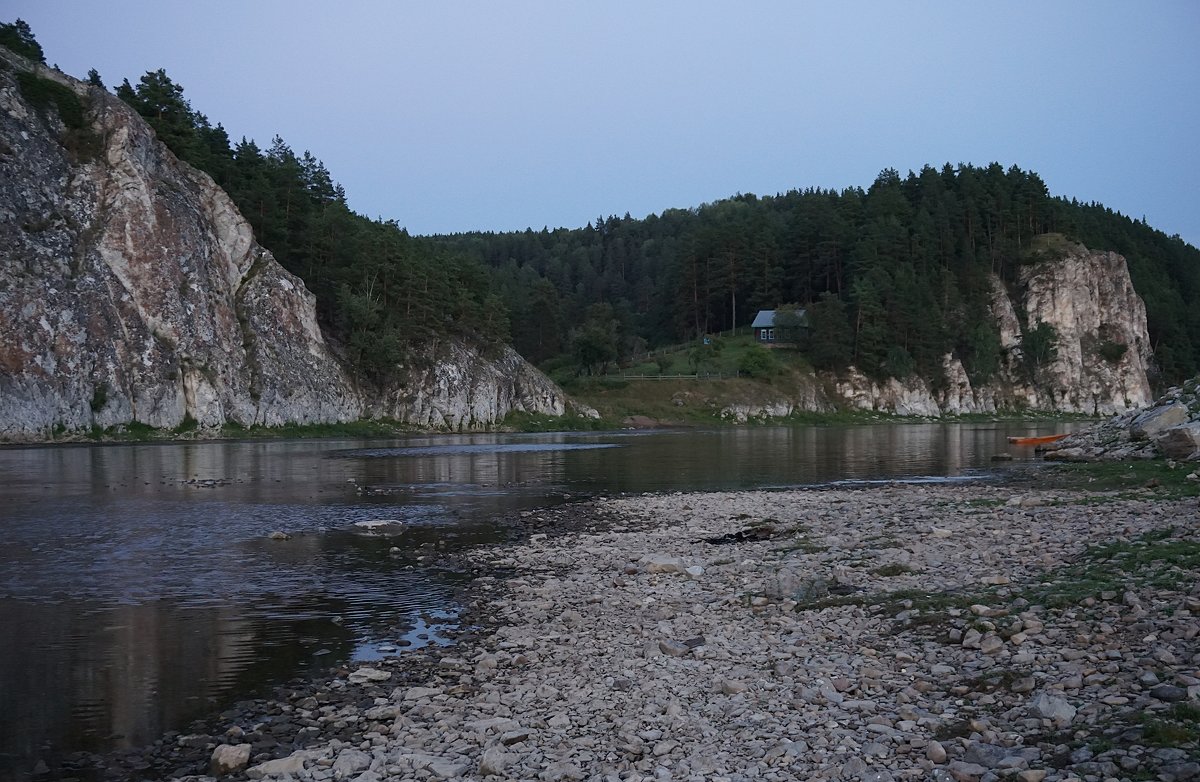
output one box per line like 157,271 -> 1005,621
437,165 -> 1200,386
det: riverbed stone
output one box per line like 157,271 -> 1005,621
1028,693 -> 1076,726
639,554 -> 687,573
246,750 -> 308,779
479,746 -> 513,776
1150,683 -> 1188,702
210,743 -> 251,776
332,748 -> 371,778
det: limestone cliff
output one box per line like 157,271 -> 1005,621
0,52 -> 573,441
833,242 -> 1154,417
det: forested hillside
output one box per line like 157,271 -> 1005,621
12,14 -> 1192,390
437,166 -> 1200,387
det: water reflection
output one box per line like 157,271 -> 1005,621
0,422 -> 1079,776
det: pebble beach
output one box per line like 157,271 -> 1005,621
88,477 -> 1200,782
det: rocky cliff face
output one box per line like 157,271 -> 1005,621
834,243 -> 1154,417
0,53 -> 573,441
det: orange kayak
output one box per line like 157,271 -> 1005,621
1007,434 -> 1069,446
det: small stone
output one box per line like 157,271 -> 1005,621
1150,683 -> 1187,702
640,554 -> 687,573
1028,692 -> 1075,726
1010,676 -> 1036,693
969,604 -> 1009,618
268,531 -> 291,540
430,760 -> 470,779
658,639 -> 691,657
1017,771 -> 1047,782
479,746 -> 512,776
541,760 -> 585,781
720,679 -> 748,695
652,740 -> 678,757
246,752 -> 307,779
332,749 -> 371,778
499,729 -> 531,745
841,757 -> 868,777
348,667 -> 391,684
1161,761 -> 1200,781
926,740 -> 948,763
210,744 -> 251,776
947,760 -> 988,781
963,742 -> 1009,768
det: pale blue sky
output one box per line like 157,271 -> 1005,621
9,2 -> 1200,245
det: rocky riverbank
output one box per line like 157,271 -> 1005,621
1045,377 -> 1200,463
70,477 -> 1199,782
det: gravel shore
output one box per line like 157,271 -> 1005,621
111,480 -> 1199,782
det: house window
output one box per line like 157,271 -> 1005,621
766,328 -> 775,341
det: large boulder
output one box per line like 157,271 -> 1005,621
1130,402 -> 1188,440
1156,422 -> 1200,460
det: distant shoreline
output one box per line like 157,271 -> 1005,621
0,410 -> 1098,448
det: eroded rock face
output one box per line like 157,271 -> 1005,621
1009,246 -> 1153,414
371,341 -> 574,431
835,246 -> 1154,417
0,53 -> 572,440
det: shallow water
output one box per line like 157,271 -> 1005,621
0,422 -> 1078,774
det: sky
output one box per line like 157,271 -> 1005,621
8,2 -> 1200,245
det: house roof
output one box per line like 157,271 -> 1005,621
751,310 -> 776,328
751,308 -> 808,329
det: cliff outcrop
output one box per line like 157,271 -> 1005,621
0,52 -> 573,441
834,242 -> 1154,417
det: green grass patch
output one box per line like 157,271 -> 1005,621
221,419 -> 416,439
67,417 -> 420,443
964,498 -> 1006,508
1021,527 -> 1199,608
172,414 -> 198,434
1138,702 -> 1200,747
1023,232 -> 1078,265
1036,461 -> 1200,499
777,538 -> 829,555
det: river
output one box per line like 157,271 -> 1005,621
0,422 -> 1077,776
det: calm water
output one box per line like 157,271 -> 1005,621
0,423 -> 1076,775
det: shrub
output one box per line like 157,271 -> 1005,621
16,71 -> 84,129
738,345 -> 779,378
1097,339 -> 1128,364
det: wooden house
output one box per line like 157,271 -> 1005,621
751,309 -> 806,347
